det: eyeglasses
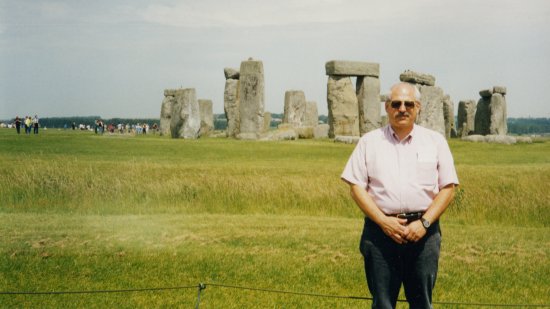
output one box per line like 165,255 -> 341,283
390,100 -> 416,109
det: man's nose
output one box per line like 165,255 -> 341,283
398,103 -> 407,112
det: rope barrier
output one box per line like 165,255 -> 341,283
1,282 -> 549,308
0,285 -> 197,295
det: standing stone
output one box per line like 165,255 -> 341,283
170,88 -> 200,139
489,93 -> 507,135
237,59 -> 264,140
474,96 -> 491,135
263,112 -> 272,132
160,89 -> 177,136
198,99 -> 214,137
357,76 -> 381,134
283,90 -> 306,127
224,79 -> 240,138
442,95 -> 455,139
327,76 -> 360,137
457,100 -> 476,137
415,85 -> 446,136
304,101 -> 319,127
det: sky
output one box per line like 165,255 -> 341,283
1,0 -> 550,120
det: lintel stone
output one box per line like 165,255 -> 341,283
325,60 -> 379,77
479,89 -> 493,98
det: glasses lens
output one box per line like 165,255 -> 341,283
391,101 -> 401,109
404,101 -> 415,108
391,101 -> 415,109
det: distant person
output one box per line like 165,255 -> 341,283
94,119 -> 99,134
64,123 -> 67,130
24,116 -> 32,134
72,122 -> 76,130
341,82 -> 459,308
152,123 -> 158,135
33,115 -> 39,134
15,116 -> 21,134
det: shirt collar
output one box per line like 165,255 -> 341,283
387,124 -> 416,144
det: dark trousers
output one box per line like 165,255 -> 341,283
360,218 -> 441,309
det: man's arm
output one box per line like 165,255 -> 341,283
349,183 -> 409,244
405,184 -> 456,242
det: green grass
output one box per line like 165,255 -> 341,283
0,129 -> 549,308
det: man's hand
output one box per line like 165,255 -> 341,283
404,220 -> 427,243
379,217 -> 409,244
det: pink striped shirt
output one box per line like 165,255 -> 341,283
341,124 -> 459,215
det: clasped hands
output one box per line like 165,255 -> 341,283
381,217 -> 426,244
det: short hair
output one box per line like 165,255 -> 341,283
387,82 -> 421,102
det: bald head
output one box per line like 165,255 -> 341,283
388,82 -> 421,103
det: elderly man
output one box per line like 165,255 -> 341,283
341,82 -> 459,308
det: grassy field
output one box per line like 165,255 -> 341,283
0,129 -> 549,308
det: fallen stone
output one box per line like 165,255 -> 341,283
485,135 -> 516,144
327,76 -> 360,138
493,86 -> 507,95
357,76 -> 381,134
334,135 -> 360,144
314,124 -> 330,139
295,126 -> 314,139
516,136 -> 533,143
399,70 -> 436,86
238,59 -> 265,140
325,60 -> 379,77
462,135 -> 487,142
479,89 -> 493,98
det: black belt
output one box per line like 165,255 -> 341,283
387,211 -> 424,223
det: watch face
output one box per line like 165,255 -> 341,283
422,218 -> 430,228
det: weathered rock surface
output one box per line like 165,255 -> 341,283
493,86 -> 507,95
516,136 -> 533,143
224,68 -> 240,80
304,101 -> 319,127
442,95 -> 455,139
238,59 -> 264,140
457,100 -> 476,137
283,90 -> 306,127
295,126 -> 314,139
263,112 -> 272,132
198,99 -> 213,137
489,93 -> 507,135
224,79 -> 240,137
170,88 -> 200,139
399,70 -> 436,86
314,124 -> 330,139
325,60 -> 379,77
462,134 -> 516,144
357,76 -> 381,134
327,76 -> 360,137
334,135 -> 360,144
415,85 -> 446,136
474,96 -> 491,135
479,89 -> 493,98
160,89 -> 176,136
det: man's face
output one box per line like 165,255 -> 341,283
385,84 -> 420,130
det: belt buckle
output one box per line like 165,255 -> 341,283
396,213 -> 408,219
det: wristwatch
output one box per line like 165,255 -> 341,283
420,217 -> 431,229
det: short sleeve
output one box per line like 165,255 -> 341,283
341,137 -> 369,188
436,137 -> 459,188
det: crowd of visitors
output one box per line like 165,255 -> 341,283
13,115 -> 39,134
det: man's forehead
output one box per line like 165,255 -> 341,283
390,84 -> 416,100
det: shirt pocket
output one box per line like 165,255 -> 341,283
416,150 -> 437,186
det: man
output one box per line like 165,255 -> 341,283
33,115 -> 39,134
341,82 -> 459,308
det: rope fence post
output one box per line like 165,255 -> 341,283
194,283 -> 206,309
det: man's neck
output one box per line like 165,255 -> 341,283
390,125 -> 414,141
